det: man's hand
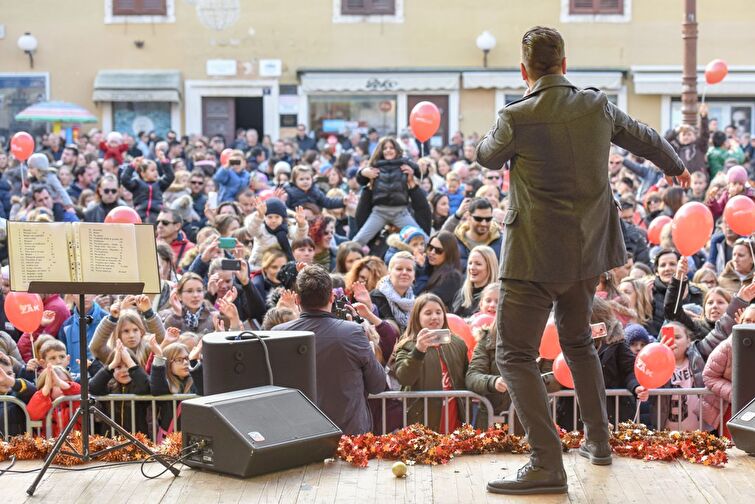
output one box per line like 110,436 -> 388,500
455,198 -> 471,218
494,377 -> 508,393
665,168 -> 691,189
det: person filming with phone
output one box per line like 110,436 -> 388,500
390,293 -> 469,434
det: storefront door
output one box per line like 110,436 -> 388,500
202,97 -> 235,144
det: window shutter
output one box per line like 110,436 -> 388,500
342,0 -> 395,15
570,0 -> 624,14
598,0 -> 623,14
113,0 -> 167,16
570,0 -> 598,14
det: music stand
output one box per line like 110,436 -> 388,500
24,281 -> 179,496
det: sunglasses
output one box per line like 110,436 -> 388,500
157,219 -> 176,226
101,188 -> 118,195
486,175 -> 500,180
471,215 -> 493,223
426,243 -> 444,254
190,180 -> 204,185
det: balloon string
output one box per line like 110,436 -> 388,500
633,400 -> 642,424
673,276 -> 685,315
701,83 -> 707,105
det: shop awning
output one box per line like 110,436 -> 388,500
93,70 -> 182,102
300,72 -> 459,93
632,66 -> 755,95
463,70 -> 624,90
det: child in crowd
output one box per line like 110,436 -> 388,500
476,283 -> 499,318
284,165 -> 346,210
706,165 -> 755,219
90,295 -> 166,368
121,157 -> 175,224
213,150 -> 250,203
99,132 -> 129,165
353,137 -> 422,245
261,307 -> 297,330
27,364 -> 81,437
291,237 -> 316,264
385,225 -> 428,265
623,323 -> 653,355
687,171 -> 709,202
0,350 -> 36,437
246,197 -> 308,269
149,340 -> 202,435
444,171 -> 465,216
27,153 -> 74,207
90,340 -> 150,434
706,131 -> 745,179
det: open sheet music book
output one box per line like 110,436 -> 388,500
7,222 -> 159,293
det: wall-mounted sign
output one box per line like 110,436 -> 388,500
206,59 -> 237,77
259,59 -> 282,78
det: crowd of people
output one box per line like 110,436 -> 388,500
0,104 -> 753,440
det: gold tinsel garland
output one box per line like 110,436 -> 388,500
0,431 -> 183,466
0,422 -> 730,469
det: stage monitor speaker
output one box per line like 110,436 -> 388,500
731,323 -> 755,414
728,396 -> 755,455
202,331 -> 316,402
181,386 -> 342,478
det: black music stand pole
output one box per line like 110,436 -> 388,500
26,283 -> 179,496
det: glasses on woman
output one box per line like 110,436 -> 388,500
171,357 -> 190,364
101,188 -> 118,195
427,243 -> 445,254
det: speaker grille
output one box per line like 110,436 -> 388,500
215,390 -> 337,447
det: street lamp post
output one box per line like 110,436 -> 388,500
681,0 -> 698,126
476,31 -> 496,68
17,32 -> 38,68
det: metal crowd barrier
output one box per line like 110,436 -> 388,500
43,394 -> 198,441
0,395 -> 42,440
1,388 -> 726,443
369,390 -> 501,432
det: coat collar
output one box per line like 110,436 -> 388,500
527,74 -> 578,96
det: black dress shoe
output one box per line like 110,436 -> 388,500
578,440 -> 613,465
486,462 -> 568,495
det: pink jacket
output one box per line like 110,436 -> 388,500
702,337 -> 732,428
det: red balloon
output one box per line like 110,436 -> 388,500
634,342 -> 675,389
409,101 -> 441,142
470,313 -> 495,330
220,148 -> 233,167
724,195 -> 755,236
705,59 -> 728,85
647,215 -> 672,246
671,202 -> 713,256
446,313 -> 476,361
4,292 -> 44,333
539,321 -> 561,360
104,206 -> 142,224
553,353 -> 574,389
10,132 -> 35,161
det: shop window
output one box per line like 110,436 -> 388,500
113,102 -> 172,137
308,95 -> 397,138
670,99 -> 754,136
0,74 -> 48,140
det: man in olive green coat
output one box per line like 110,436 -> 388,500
476,27 -> 689,496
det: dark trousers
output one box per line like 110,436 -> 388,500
496,276 -> 609,471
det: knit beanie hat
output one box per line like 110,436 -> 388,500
727,165 -> 748,185
28,153 -> 50,171
624,324 -> 652,345
265,198 -> 288,218
399,225 -> 428,245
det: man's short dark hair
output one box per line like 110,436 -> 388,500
296,265 -> 332,310
469,197 -> 493,214
250,147 -> 265,159
73,165 -> 87,180
64,144 -> 80,156
712,131 -> 727,148
521,26 -> 565,80
31,184 -> 49,199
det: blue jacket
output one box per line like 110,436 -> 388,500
213,167 -> 251,203
58,302 -> 108,376
445,186 -> 465,216
283,184 -> 344,210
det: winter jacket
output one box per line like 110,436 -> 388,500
451,286 -> 484,319
83,200 -> 124,223
392,335 -> 469,431
149,356 -> 201,431
169,231 -> 196,269
245,211 -> 308,270
707,233 -> 734,274
650,276 -> 702,336
252,273 -> 277,308
444,187 -> 466,216
357,158 -> 420,207
370,289 -> 414,334
27,381 -> 82,437
702,337 -> 733,429
598,341 -> 640,425
89,309 -> 165,365
417,266 -> 463,312
32,171 -> 74,207
441,213 -> 503,273
58,302 -> 109,377
465,329 -> 512,429
622,158 -> 664,198
90,365 -> 151,434
159,302 -> 216,335
717,260 -> 753,295
706,145 -> 744,179
212,167 -> 250,203
674,114 -> 709,174
120,161 -> 175,224
283,184 -> 344,210
621,219 -> 650,266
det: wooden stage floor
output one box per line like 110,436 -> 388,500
3,449 -> 754,503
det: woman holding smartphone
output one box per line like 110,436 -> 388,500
391,293 -> 469,433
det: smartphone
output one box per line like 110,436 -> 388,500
428,329 -> 452,345
221,259 -> 241,271
208,191 -> 218,209
590,322 -> 607,339
218,237 -> 237,249
229,159 -> 242,166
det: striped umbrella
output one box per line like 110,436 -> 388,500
15,100 -> 97,123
